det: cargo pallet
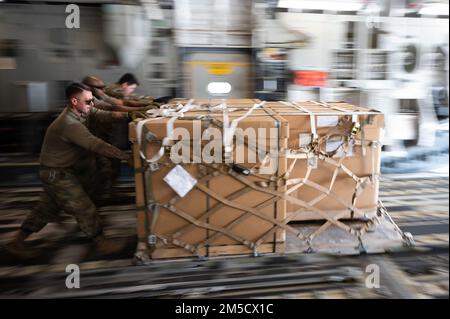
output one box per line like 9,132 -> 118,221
129,99 -> 414,262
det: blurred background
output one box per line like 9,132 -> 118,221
0,0 -> 448,177
0,0 -> 448,299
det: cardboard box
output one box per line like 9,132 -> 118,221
264,101 -> 383,221
130,99 -> 384,259
130,99 -> 288,259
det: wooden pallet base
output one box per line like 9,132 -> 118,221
134,243 -> 285,263
134,209 -> 412,263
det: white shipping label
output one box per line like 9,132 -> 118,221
317,116 -> 339,127
163,165 -> 198,198
299,134 -> 312,147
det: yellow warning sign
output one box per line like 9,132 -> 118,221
189,62 -> 249,76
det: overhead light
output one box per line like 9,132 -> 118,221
207,82 -> 232,95
419,3 -> 449,16
278,0 -> 364,12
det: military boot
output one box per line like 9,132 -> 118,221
4,230 -> 39,260
94,234 -> 127,256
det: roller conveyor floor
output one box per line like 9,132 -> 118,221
0,171 -> 447,299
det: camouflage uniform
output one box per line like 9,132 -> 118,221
20,107 -> 128,238
90,85 -> 154,195
89,96 -> 114,141
104,83 -> 127,100
92,85 -> 153,191
21,156 -> 103,237
88,97 -> 123,195
104,83 -> 155,105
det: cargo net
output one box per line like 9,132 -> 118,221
133,100 -> 413,259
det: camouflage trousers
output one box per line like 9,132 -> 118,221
88,120 -> 125,194
96,155 -> 121,196
95,123 -> 124,195
21,157 -> 105,238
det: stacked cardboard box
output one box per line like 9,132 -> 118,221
129,99 -> 384,260
130,99 -> 288,259
264,101 -> 383,221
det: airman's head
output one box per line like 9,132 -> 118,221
66,83 -> 94,115
117,73 -> 139,96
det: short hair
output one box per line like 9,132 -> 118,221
65,82 -> 91,99
117,73 -> 139,86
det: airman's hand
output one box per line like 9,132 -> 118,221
118,151 -> 131,161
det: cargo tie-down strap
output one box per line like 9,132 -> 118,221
133,100 -> 392,258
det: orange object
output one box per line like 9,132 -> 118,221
294,70 -> 328,87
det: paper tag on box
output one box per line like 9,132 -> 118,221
307,154 -> 318,169
299,133 -> 311,147
317,116 -> 339,127
163,165 -> 198,198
